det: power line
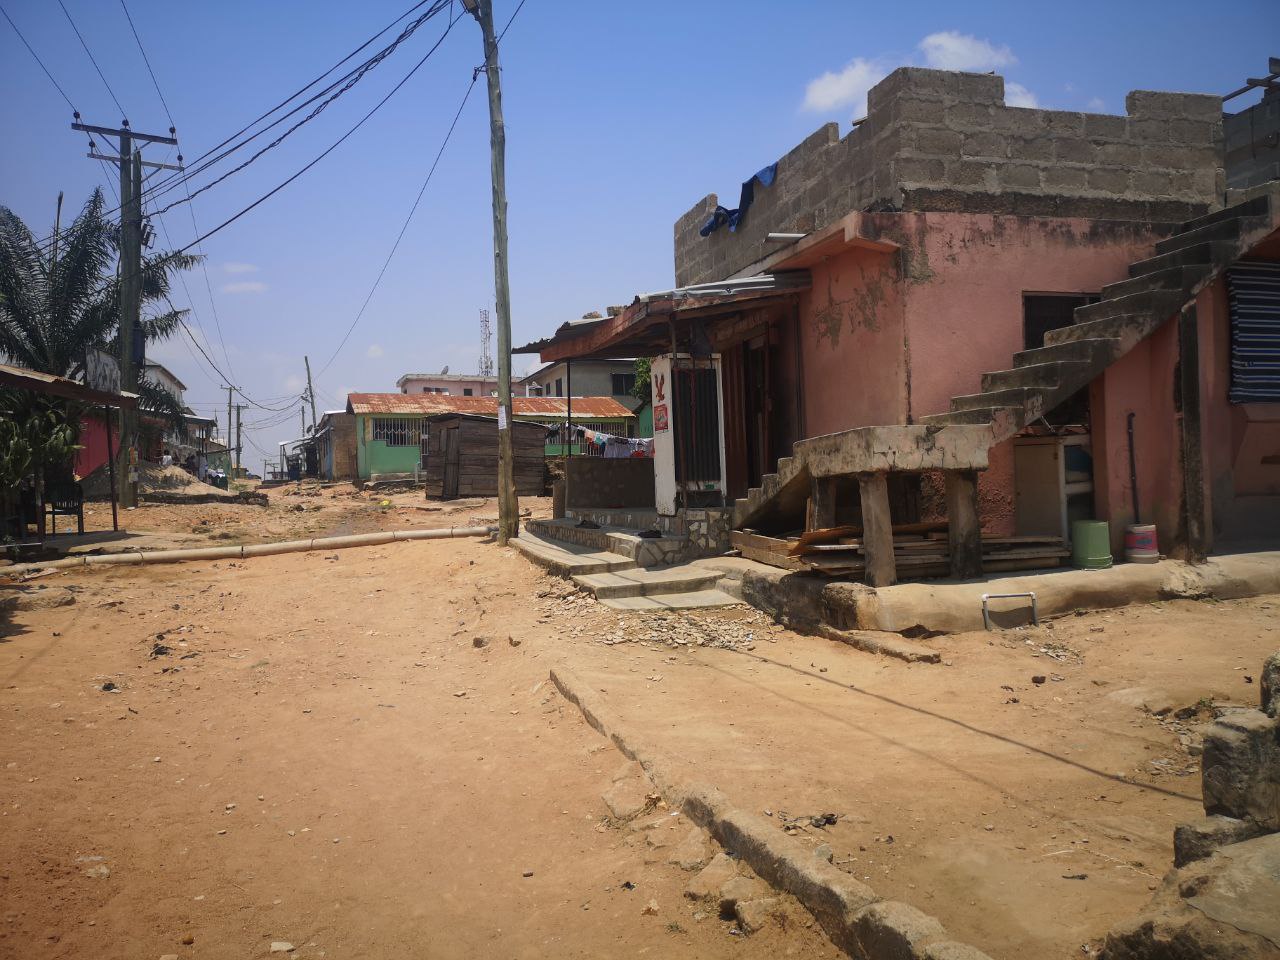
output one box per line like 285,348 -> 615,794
117,0 -> 174,127
315,73 -> 476,378
56,0 -> 126,118
0,2 -> 77,112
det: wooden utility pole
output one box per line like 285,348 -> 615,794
464,0 -> 519,543
304,355 -> 318,430
226,385 -> 234,469
71,120 -> 180,508
235,404 -> 245,473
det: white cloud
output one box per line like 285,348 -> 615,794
1086,96 -> 1106,112
223,262 -> 259,274
802,57 -> 888,114
284,374 -> 304,391
220,280 -> 267,295
366,344 -> 384,359
918,31 -> 1016,72
1005,82 -> 1039,108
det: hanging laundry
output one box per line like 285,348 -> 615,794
699,162 -> 779,237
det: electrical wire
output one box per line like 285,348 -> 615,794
0,2 -> 77,112
56,0 -> 126,118
117,0 -> 174,128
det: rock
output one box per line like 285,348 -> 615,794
269,942 -> 295,954
1261,651 -> 1280,718
1173,815 -> 1267,867
922,943 -> 999,960
685,853 -> 738,901
1201,711 -> 1280,830
1107,686 -> 1177,716
667,826 -> 710,871
719,876 -> 767,913
82,864 -> 110,879
734,897 -> 780,933
508,636 -> 521,647
472,636 -> 489,648
851,901 -> 947,960
1100,833 -> 1280,959
641,898 -> 659,916
0,587 -> 75,611
180,935 -> 194,945
813,843 -> 834,863
601,777 -> 656,822
160,955 -> 180,960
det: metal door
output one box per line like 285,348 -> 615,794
443,426 -> 460,499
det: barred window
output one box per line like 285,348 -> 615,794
372,417 -> 424,446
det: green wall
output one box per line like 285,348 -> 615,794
355,414 -> 422,479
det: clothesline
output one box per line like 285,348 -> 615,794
563,425 -> 654,459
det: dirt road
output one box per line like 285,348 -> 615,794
0,530 -> 834,960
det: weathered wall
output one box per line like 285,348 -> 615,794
354,414 -> 421,479
565,457 -> 655,510
676,67 -> 1223,287
1225,92 -> 1280,190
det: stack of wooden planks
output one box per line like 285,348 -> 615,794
729,524 -> 1070,579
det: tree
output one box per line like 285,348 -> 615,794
0,189 -> 199,438
631,357 -> 652,401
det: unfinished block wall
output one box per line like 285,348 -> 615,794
675,67 -> 1225,287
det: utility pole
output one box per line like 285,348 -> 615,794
235,404 -> 245,473
304,355 -> 318,430
226,385 -> 234,470
463,0 -> 518,544
72,119 -> 180,508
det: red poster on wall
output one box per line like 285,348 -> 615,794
653,404 -> 669,432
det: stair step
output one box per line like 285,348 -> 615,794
1045,313 -> 1164,347
951,387 -> 1039,412
599,588 -> 740,611
1128,241 -> 1234,278
572,566 -> 724,599
919,406 -> 1019,426
1177,193 -> 1272,234
1154,214 -> 1269,256
1073,288 -> 1187,325
512,532 -> 636,577
1100,264 -> 1213,301
982,360 -> 1088,393
1013,338 -> 1121,368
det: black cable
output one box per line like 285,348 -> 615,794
57,0 -> 126,118
118,0 -> 174,128
315,73 -> 477,378
0,2 -> 77,112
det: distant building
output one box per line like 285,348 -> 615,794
520,359 -> 642,411
396,372 -> 498,396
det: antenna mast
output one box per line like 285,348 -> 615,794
478,308 -> 494,377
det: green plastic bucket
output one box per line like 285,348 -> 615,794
1071,520 -> 1113,569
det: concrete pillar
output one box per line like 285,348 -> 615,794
857,472 -> 896,587
807,476 -> 837,531
945,469 -> 983,579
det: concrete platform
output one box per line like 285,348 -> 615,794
598,589 -> 739,610
511,531 -> 635,577
573,566 -> 724,599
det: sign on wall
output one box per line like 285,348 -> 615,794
85,349 -> 121,394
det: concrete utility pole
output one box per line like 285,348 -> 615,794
73,120 -> 181,508
463,0 -> 519,544
235,404 -> 245,473
226,385 -> 234,467
304,355 -> 318,430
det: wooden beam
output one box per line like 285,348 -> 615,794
857,472 -> 896,587
807,476 -> 838,531
1178,304 -> 1209,560
945,469 -> 983,579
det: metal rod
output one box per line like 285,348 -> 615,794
1126,411 -> 1140,525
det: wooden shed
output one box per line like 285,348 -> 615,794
423,413 -> 547,499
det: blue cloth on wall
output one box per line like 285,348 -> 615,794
698,162 -> 779,237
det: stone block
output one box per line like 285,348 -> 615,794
1088,168 -> 1131,194
958,72 -> 1004,103
1039,110 -> 1085,136
1201,711 -> 1280,829
734,897 -> 781,934
990,107 -> 1043,137
944,101 -> 995,131
1054,138 -> 1096,164
1084,113 -> 1128,140
1131,170 -> 1175,196
1127,90 -> 1222,123
868,67 -> 955,112
852,901 -> 947,960
1008,137 -> 1054,162
1098,141 -> 1145,166
1000,163 -> 1042,191
1169,118 -> 1218,145
667,825 -> 711,871
1260,651 -> 1279,717
946,160 -> 996,188
719,876 -> 768,912
894,98 -> 948,125
1128,117 -> 1170,142
1173,815 -> 1267,867
893,157 -> 946,184
685,853 -> 738,900
1042,166 -> 1088,190
601,776 -> 657,822
916,127 -> 963,156
961,132 -> 1006,158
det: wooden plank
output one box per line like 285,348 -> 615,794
945,469 -> 983,580
737,544 -> 808,571
857,473 -> 896,587
807,476 -> 837,531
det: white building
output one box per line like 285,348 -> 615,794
396,372 -> 498,396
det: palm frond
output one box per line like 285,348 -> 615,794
135,376 -> 189,442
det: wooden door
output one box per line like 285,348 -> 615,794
443,426 -> 460,499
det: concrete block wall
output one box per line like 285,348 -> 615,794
675,67 -> 1225,287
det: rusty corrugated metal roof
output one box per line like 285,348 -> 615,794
345,393 -> 634,419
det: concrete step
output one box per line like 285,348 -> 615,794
1154,214 -> 1269,255
1127,241 -> 1233,278
1045,312 -> 1165,348
919,406 -> 1018,426
1177,193 -> 1271,234
573,566 -> 724,599
1013,337 -> 1120,368
512,531 -> 636,577
950,386 -> 1039,412
598,589 -> 740,611
982,360 -> 1088,392
1073,288 -> 1187,325
1100,264 -> 1212,302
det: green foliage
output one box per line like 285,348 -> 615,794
0,391 -> 81,492
631,357 -> 652,401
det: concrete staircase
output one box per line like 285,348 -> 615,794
512,525 -> 739,610
921,192 -> 1279,442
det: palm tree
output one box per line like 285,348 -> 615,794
0,188 -> 201,435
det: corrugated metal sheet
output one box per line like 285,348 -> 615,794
346,393 -> 634,419
1227,261 -> 1280,403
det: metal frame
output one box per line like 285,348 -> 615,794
981,591 -> 1039,630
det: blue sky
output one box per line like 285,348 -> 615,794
2,0 -> 1277,464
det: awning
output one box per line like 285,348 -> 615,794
0,362 -> 139,408
514,271 -> 812,362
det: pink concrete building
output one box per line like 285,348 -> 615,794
520,67 -> 1280,583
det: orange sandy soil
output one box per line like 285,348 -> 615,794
2,496 -> 1277,959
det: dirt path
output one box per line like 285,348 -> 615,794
4,504 -> 1276,959
0,535 -> 834,960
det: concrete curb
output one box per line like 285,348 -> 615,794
549,664 -> 994,960
7,526 -> 496,575
818,625 -> 942,663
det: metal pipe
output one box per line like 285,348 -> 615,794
1127,411 -> 1141,525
